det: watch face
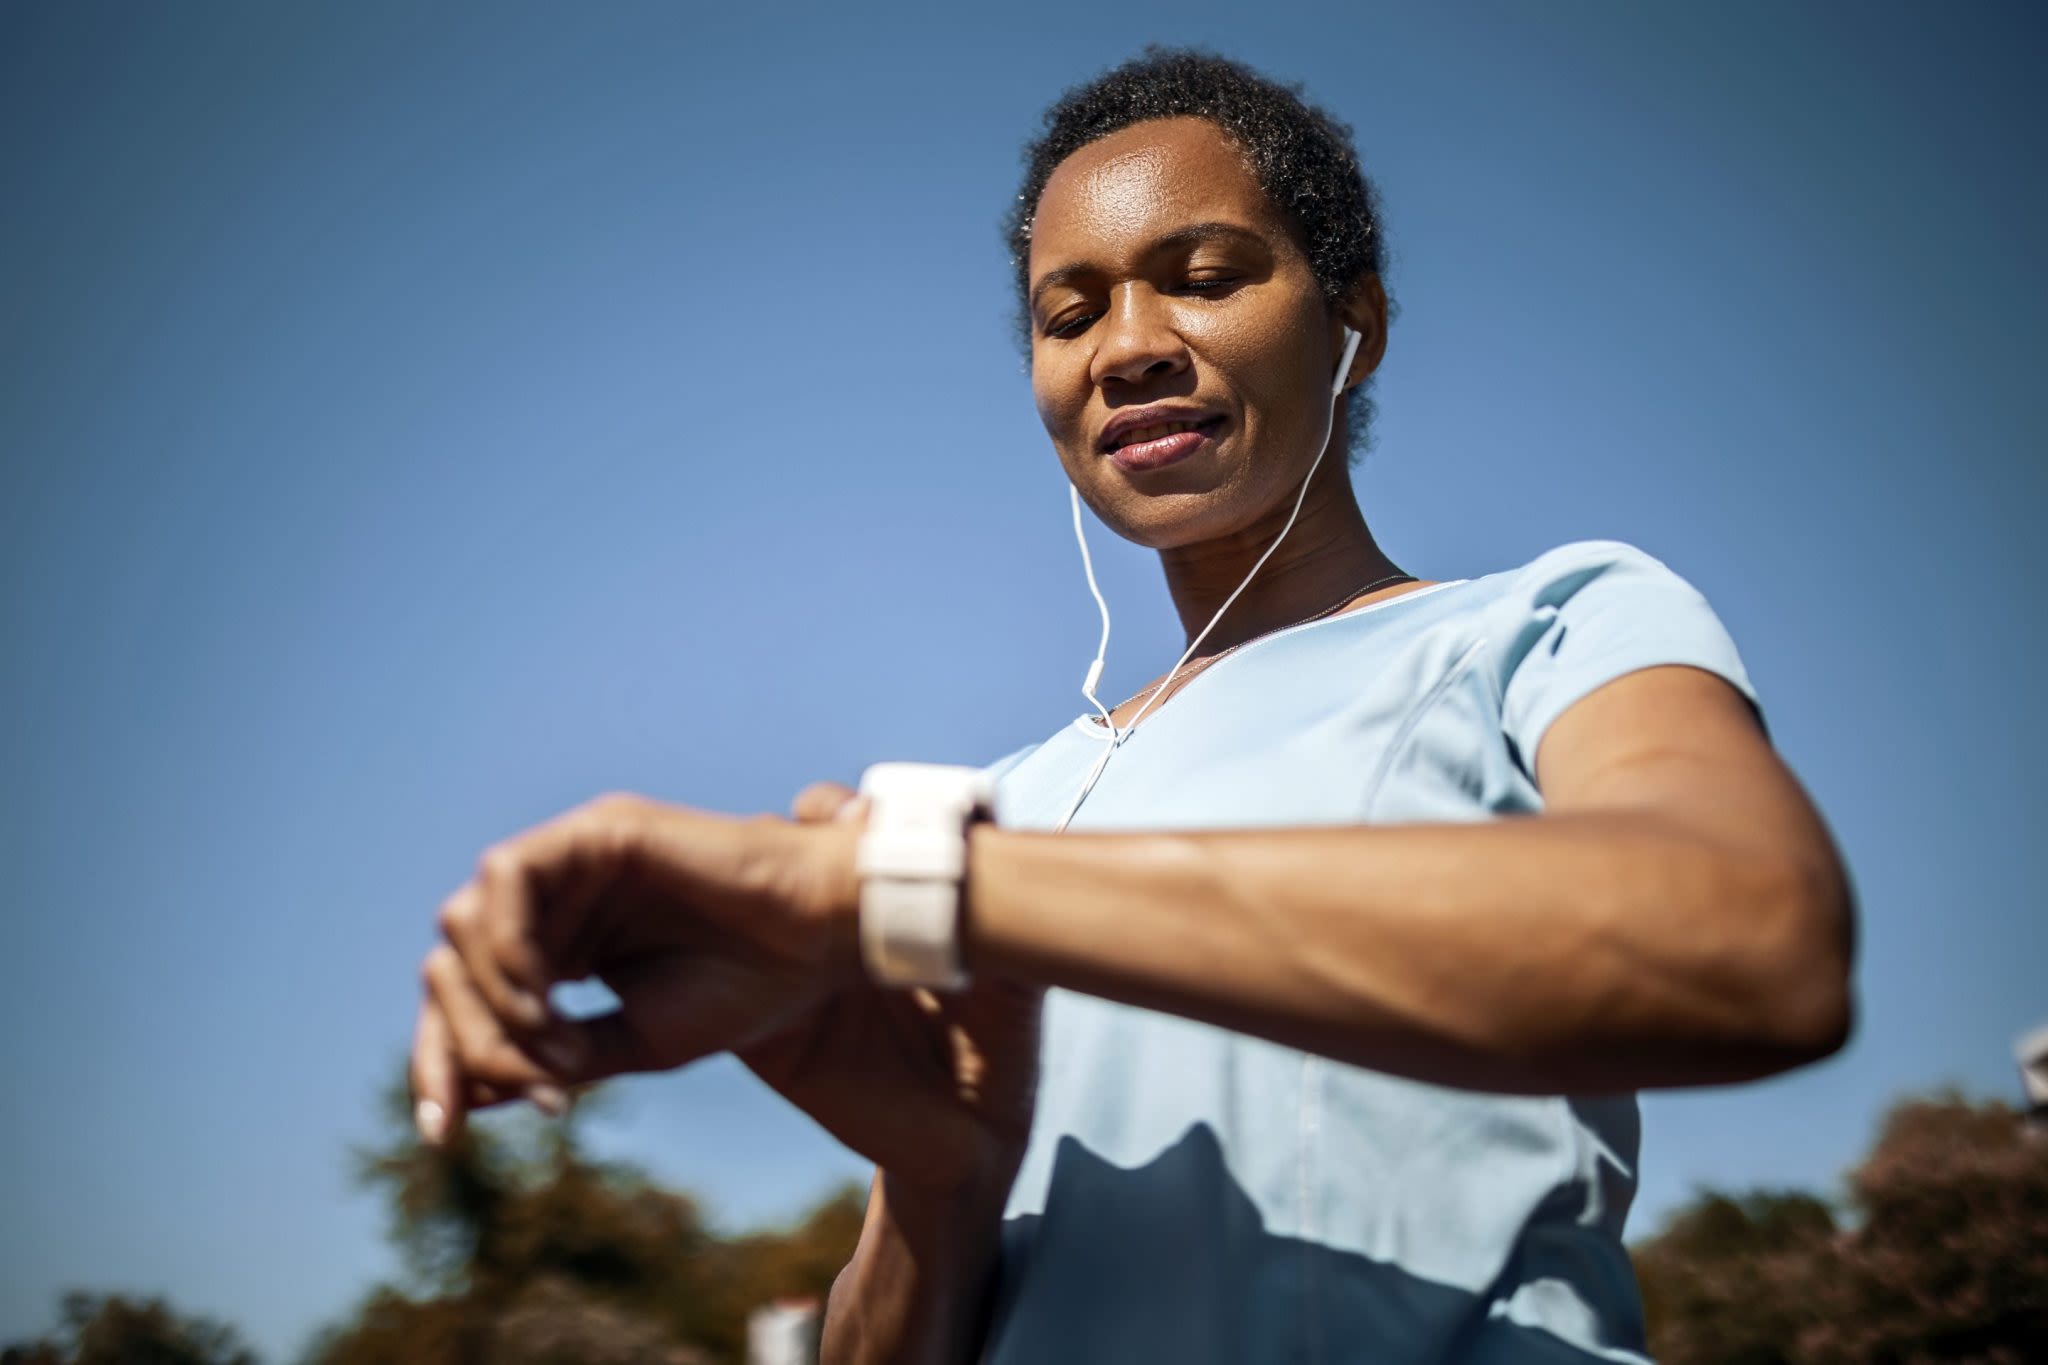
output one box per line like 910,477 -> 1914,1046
860,761 -> 993,810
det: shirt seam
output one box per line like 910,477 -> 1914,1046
1360,636 -> 1488,820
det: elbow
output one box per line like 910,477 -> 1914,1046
1748,853 -> 1857,1069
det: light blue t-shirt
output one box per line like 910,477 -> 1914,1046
977,540 -> 1758,1365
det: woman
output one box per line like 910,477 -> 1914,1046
410,50 -> 1854,1364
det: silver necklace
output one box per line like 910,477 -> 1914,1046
1097,569 -> 1417,720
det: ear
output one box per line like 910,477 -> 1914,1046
1333,273 -> 1389,394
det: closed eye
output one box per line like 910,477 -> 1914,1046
1043,276 -> 1245,339
1044,313 -> 1095,340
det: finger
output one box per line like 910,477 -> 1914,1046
439,881 -> 550,1035
560,950 -> 806,1087
527,952 -> 735,1090
411,995 -> 464,1147
454,1077 -> 568,1119
468,793 -> 650,1003
416,954 -> 566,1136
423,943 -> 559,1091
791,781 -> 859,823
525,1083 -> 572,1117
462,1078 -> 534,1111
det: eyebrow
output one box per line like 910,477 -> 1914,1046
1028,220 -> 1271,315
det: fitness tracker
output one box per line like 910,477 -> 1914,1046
854,762 -> 994,990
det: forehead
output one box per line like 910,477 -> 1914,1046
1029,117 -> 1278,274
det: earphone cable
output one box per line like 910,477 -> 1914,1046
1055,326 -> 1365,833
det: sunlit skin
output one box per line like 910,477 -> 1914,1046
1028,118 -> 1419,718
408,115 -> 1857,1365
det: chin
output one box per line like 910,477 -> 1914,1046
1101,487 -> 1261,551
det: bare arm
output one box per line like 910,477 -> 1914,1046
963,665 -> 1855,1094
410,666 -> 1856,1362
821,1172 -> 1009,1365
817,666 -> 1853,1360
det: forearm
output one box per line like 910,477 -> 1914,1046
821,1170 -> 1010,1365
963,810 -> 1852,1093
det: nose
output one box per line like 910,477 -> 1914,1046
1088,283 -> 1189,391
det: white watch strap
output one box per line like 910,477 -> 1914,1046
854,762 -> 991,991
859,876 -> 969,990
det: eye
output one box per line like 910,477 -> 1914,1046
1045,310 -> 1100,340
1178,273 -> 1242,295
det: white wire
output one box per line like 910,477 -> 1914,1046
1053,483 -> 1125,834
1070,481 -> 1115,719
1055,325 -> 1363,833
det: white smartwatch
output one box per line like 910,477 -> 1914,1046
854,761 -> 995,991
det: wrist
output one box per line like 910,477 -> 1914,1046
960,822 -> 1002,981
783,814 -> 868,985
852,762 -> 993,991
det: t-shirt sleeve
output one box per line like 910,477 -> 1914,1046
1490,540 -> 1760,773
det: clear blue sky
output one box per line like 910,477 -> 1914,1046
3,3 -> 2042,1359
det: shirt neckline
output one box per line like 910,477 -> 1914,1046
1071,577 -> 1469,737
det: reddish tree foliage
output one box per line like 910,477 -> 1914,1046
1634,1093 -> 2048,1364
15,1082 -> 2039,1362
1796,1096 -> 2048,1362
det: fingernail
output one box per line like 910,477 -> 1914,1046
511,989 -> 549,1031
527,1084 -> 570,1117
415,1099 -> 448,1146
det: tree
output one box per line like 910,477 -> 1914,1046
303,1070 -> 865,1364
10,1084 -> 2043,1362
1798,1094 -> 2048,1362
1634,1091 -> 2048,1363
1634,1189 -> 1838,1365
1,1292 -> 258,1365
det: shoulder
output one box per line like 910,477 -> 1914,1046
1476,538 -> 1696,604
1460,539 -> 1759,762
1462,538 -> 1722,644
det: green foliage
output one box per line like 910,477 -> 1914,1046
1634,1091 -> 2048,1364
299,1067 -> 865,1364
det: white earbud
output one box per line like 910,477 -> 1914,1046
1056,323 -> 1365,832
1332,324 -> 1361,396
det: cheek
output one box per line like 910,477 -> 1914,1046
1206,304 -> 1314,407
1030,354 -> 1084,448
1217,319 -> 1330,465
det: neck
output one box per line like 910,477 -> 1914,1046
1157,455 -> 1401,657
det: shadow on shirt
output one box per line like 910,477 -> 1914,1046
982,1123 -> 1648,1364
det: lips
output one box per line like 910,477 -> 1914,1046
1109,418 -> 1216,448
1099,405 -> 1226,454
1104,416 -> 1225,472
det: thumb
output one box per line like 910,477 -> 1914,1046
791,779 -> 863,824
541,952 -> 796,1086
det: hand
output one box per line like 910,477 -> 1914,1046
409,791 -> 864,1144
736,782 -> 1042,1198
408,783 -> 1041,1200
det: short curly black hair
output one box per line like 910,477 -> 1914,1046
1004,47 -> 1393,457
